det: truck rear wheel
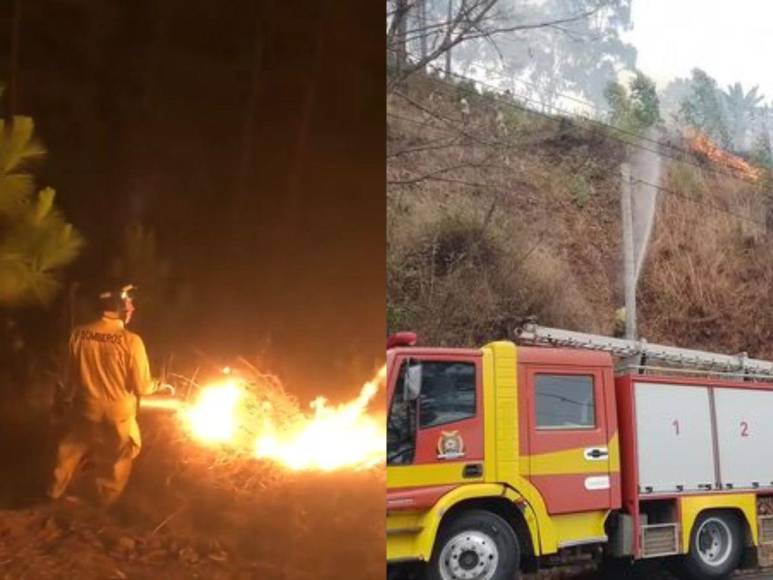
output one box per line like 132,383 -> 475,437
427,510 -> 519,580
681,511 -> 743,579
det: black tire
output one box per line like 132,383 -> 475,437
426,510 -> 520,580
680,511 -> 743,579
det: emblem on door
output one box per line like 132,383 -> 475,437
437,430 -> 466,460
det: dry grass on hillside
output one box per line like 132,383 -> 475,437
640,165 -> 773,358
388,214 -> 595,345
389,73 -> 773,356
388,74 -> 626,345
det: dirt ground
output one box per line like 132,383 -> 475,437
0,392 -> 384,580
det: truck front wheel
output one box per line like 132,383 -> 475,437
682,511 -> 743,579
427,510 -> 520,580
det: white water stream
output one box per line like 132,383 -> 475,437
628,129 -> 662,284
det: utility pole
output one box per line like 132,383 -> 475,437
395,0 -> 408,75
621,162 -> 637,340
445,0 -> 453,77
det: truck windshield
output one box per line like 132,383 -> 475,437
387,360 -> 477,465
387,366 -> 414,465
418,362 -> 475,428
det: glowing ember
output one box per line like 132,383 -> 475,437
179,367 -> 385,471
183,380 -> 242,443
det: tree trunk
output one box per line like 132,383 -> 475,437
236,2 -> 265,212
6,0 -> 22,125
395,0 -> 409,75
444,0 -> 453,76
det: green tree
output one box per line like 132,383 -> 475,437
659,77 -> 692,124
604,80 -> 628,125
451,0 -> 636,110
521,0 -> 637,110
407,0 -> 636,108
750,108 -> 772,169
629,72 -> 660,127
722,82 -> 765,151
0,115 -> 83,306
679,68 -> 730,147
604,71 -> 660,134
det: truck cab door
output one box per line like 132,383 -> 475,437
524,366 -> 615,514
387,353 -> 484,506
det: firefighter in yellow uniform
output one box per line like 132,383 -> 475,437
48,285 -> 171,505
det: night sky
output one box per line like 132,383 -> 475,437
0,1 -> 385,398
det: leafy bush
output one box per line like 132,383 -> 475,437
679,68 -> 731,148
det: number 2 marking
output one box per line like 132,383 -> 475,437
672,419 -> 680,436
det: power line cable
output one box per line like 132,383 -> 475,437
633,178 -> 764,226
389,72 -> 767,225
391,168 -> 765,227
389,50 -> 765,186
421,64 -> 760,185
388,106 -> 766,226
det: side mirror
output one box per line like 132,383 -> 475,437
404,363 -> 422,401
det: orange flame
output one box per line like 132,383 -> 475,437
686,129 -> 761,182
254,367 -> 385,471
181,379 -> 242,443
180,367 -> 385,471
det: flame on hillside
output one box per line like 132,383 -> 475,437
686,129 -> 761,182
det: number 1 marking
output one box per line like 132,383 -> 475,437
672,419 -> 680,436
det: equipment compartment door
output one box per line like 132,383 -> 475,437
714,387 -> 773,490
525,367 -> 612,514
635,383 -> 715,493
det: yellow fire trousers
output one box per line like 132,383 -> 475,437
49,395 -> 141,504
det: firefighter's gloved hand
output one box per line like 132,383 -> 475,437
156,383 -> 176,396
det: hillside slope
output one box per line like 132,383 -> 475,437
387,73 -> 773,358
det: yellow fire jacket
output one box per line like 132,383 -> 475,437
67,316 -> 157,402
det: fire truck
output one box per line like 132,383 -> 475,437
386,324 -> 773,579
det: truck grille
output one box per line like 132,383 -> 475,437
641,524 -> 679,558
760,516 -> 773,545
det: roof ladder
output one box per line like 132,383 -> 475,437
515,323 -> 773,379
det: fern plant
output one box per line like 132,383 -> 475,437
0,115 -> 83,306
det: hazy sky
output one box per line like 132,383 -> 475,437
625,0 -> 773,99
